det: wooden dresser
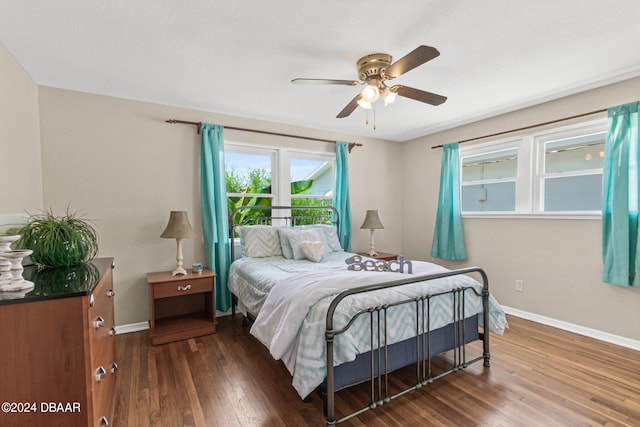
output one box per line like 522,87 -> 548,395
0,258 -> 117,427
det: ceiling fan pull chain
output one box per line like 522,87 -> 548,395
373,105 -> 377,130
365,110 -> 369,125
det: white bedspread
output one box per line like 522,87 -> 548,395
249,260 -> 507,398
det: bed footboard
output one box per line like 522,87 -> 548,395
324,267 -> 490,425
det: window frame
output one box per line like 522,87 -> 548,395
459,119 -> 607,219
532,122 -> 606,216
225,141 -> 335,209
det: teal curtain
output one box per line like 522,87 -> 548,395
602,101 -> 640,287
430,142 -> 467,260
334,141 -> 351,251
200,123 -> 231,310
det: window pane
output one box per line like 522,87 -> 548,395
225,152 -> 272,193
462,149 -> 517,182
290,157 -> 332,196
544,175 -> 602,211
290,198 -> 332,225
462,182 -> 516,212
225,151 -> 273,226
545,134 -> 605,174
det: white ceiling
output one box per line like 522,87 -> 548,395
3,1 -> 640,142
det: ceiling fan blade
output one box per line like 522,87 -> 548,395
384,45 -> 440,79
337,94 -> 362,118
292,78 -> 362,86
394,85 -> 447,105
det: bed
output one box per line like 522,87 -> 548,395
227,206 -> 507,425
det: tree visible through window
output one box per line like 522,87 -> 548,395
225,146 -> 334,227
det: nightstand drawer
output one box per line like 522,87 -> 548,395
153,276 -> 212,299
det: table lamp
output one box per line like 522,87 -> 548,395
160,211 -> 194,276
360,210 -> 384,256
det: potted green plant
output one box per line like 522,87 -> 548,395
15,207 -> 98,268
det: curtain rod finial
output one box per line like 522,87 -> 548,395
348,142 -> 363,153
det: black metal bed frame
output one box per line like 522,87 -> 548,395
324,267 -> 490,425
227,205 -> 491,425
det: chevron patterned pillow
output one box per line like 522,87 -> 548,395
238,225 -> 283,258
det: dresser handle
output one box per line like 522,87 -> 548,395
99,416 -> 109,426
109,327 -> 117,336
89,294 -> 95,307
177,284 -> 192,291
110,362 -> 118,374
93,316 -> 105,329
95,366 -> 107,382
106,289 -> 115,297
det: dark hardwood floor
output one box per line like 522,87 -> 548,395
113,315 -> 640,426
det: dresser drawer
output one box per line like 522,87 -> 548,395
153,276 -> 212,299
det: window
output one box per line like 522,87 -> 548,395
459,120 -> 606,217
225,143 -> 334,225
536,130 -> 605,213
461,147 -> 518,212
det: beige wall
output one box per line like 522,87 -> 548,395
402,77 -> 640,341
37,87 -> 401,326
7,37 -> 639,341
0,43 -> 42,212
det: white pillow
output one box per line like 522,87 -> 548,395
238,225 -> 282,258
283,228 -> 324,260
299,241 -> 325,263
300,224 -> 343,252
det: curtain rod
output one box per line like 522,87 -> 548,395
430,108 -> 608,149
165,119 -> 363,153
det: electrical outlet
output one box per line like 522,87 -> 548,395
515,279 -> 524,292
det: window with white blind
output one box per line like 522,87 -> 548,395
460,120 -> 606,217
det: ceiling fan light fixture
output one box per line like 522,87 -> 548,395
381,86 -> 397,106
357,98 -> 372,109
360,84 -> 380,103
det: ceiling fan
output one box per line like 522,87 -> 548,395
292,45 -> 447,119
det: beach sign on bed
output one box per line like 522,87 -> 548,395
345,255 -> 413,273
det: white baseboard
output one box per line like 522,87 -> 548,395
114,309 -> 232,335
503,306 -> 640,351
114,306 -> 640,352
114,321 -> 149,335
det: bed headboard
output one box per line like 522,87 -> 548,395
229,205 -> 339,261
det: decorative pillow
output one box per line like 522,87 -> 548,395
238,225 -> 282,258
277,228 -> 295,259
282,228 -> 324,260
300,224 -> 343,252
299,241 -> 326,263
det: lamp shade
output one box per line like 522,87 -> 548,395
360,210 -> 384,230
160,211 -> 195,239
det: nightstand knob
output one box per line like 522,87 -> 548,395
177,284 -> 192,291
109,327 -> 117,336
99,416 -> 109,426
95,366 -> 107,382
110,362 -> 118,374
89,294 -> 95,307
93,316 -> 105,329
106,289 -> 115,297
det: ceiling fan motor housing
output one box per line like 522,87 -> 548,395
357,53 -> 392,81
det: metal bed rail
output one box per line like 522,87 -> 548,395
324,267 -> 490,426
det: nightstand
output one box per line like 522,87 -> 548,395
357,252 -> 399,261
146,268 -> 217,345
